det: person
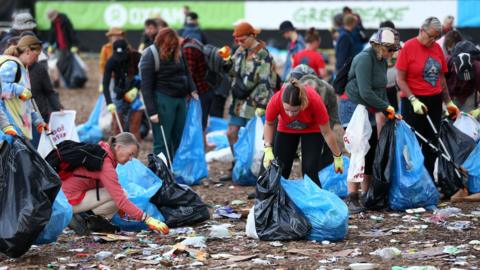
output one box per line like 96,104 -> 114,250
99,27 -> 126,78
342,6 -> 368,55
442,30 -> 463,57
437,15 -> 455,51
182,5 -> 190,25
61,132 -> 169,235
47,9 -> 78,54
138,19 -> 158,53
103,39 -> 144,141
446,40 -> 480,112
335,14 -> 356,73
292,28 -> 327,78
279,20 -> 305,80
0,12 -> 37,53
0,35 -> 47,144
262,79 -> 344,187
344,27 -> 400,213
396,17 -> 462,197
217,21 -> 277,181
140,27 -> 199,157
178,12 -> 207,44
288,64 -> 341,170
380,21 -> 401,111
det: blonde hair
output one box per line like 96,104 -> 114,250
282,79 -> 309,110
108,132 -> 140,150
371,43 -> 387,60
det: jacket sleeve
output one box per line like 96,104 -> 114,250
99,160 -> 145,220
102,59 -> 114,105
0,105 -> 10,129
64,15 -> 79,47
245,54 -> 275,108
0,61 -> 24,98
139,48 -> 158,116
335,35 -> 350,70
325,84 -> 340,126
354,56 -> 389,111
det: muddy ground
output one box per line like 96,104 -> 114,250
1,56 -> 480,270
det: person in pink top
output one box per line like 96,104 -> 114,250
62,132 -> 168,235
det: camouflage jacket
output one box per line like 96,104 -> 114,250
228,42 -> 276,119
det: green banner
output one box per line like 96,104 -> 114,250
35,1 -> 244,30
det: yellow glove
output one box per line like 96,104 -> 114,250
447,101 -> 460,120
19,88 -> 32,101
263,146 -> 274,169
70,46 -> 78,53
98,84 -> 104,93
333,155 -> 344,174
384,105 -> 395,120
218,46 -> 231,61
107,103 -> 116,113
409,96 -> 427,115
47,46 -> 54,54
255,108 -> 265,117
123,87 -> 138,103
145,216 -> 169,235
2,125 -> 17,136
470,108 -> 480,118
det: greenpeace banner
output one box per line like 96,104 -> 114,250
35,1 -> 243,30
37,110 -> 79,158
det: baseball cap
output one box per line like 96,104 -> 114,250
112,39 -> 128,61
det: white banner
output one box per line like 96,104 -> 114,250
38,110 -> 80,158
245,1 -> 457,30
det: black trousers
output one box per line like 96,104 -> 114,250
209,94 -> 227,118
401,94 -> 443,178
274,132 -> 327,187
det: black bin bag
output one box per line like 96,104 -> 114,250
364,120 -> 396,210
254,160 -> 311,241
0,137 -> 61,258
57,52 -> 87,88
437,119 -> 476,198
147,154 -> 210,227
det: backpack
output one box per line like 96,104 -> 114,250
448,41 -> 480,81
332,56 -> 353,95
45,140 -> 107,181
182,39 -> 227,90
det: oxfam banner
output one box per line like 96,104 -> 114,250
35,1 -> 244,30
245,1 -> 457,29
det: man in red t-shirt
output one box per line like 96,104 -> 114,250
262,81 -> 343,187
396,17 -> 462,198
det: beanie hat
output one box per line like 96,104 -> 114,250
233,21 -> 260,37
279,20 -> 295,33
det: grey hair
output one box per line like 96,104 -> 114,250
108,132 -> 140,150
421,17 -> 442,33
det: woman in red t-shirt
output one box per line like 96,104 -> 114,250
292,28 -> 327,78
263,80 -> 343,187
396,17 -> 460,186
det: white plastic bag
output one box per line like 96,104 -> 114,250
343,105 -> 372,183
250,116 -> 265,176
205,147 -> 234,163
454,112 -> 480,142
245,206 -> 258,239
37,110 -> 79,158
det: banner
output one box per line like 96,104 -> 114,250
35,1 -> 244,30
37,110 -> 79,158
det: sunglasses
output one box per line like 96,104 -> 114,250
234,35 -> 249,43
387,47 -> 398,53
423,29 -> 440,41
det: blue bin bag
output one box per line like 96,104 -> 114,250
281,176 -> 349,241
233,116 -> 263,186
116,159 -> 165,225
173,99 -> 208,185
389,121 -> 439,211
206,117 -> 228,133
34,190 -> 73,244
77,94 -> 103,143
463,142 -> 480,194
319,157 -> 349,198
207,132 -> 229,150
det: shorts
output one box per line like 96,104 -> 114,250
228,114 -> 249,127
338,98 -> 357,128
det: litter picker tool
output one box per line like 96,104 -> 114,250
32,98 -> 57,151
112,109 -> 124,133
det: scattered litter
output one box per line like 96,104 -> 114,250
68,248 -> 84,252
266,255 -> 285,260
349,263 -> 378,270
95,251 -> 113,260
326,248 -> 361,257
359,229 -> 392,237
214,206 -> 242,219
445,221 -> 471,231
92,233 -> 133,242
369,215 -> 384,221
230,200 -> 246,206
406,208 -> 426,214
209,224 -> 233,239
443,245 -> 460,255
180,236 -> 207,248
251,258 -> 271,265
319,257 -> 337,264
391,266 -> 438,270
114,253 -> 126,260
370,247 -> 402,260
321,240 -> 330,245
468,240 -> 480,245
434,207 -> 461,218
269,241 -> 283,247
226,255 -> 257,263
211,253 -> 233,260
189,261 -> 204,267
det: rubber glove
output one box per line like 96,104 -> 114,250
446,101 -> 460,120
18,88 -> 32,101
70,46 -> 78,53
255,108 -> 265,117
107,103 -> 116,113
263,146 -> 274,169
47,46 -> 54,54
218,46 -> 231,61
333,155 -> 344,174
123,87 -> 138,103
2,125 -> 17,136
37,122 -> 48,134
98,84 -> 104,93
470,108 -> 480,118
409,96 -> 427,115
145,216 -> 169,234
384,105 -> 395,120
